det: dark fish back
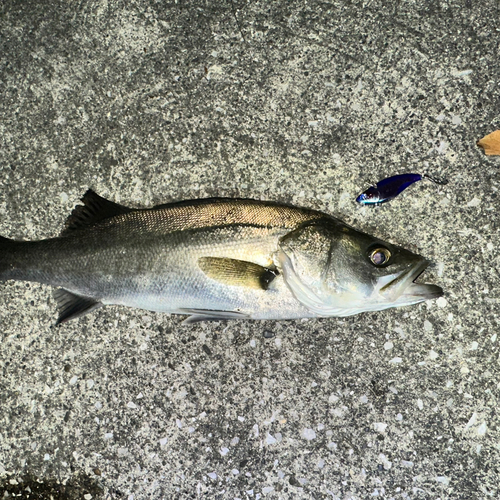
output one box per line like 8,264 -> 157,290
85,198 -> 326,236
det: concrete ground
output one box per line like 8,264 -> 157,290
1,0 -> 499,498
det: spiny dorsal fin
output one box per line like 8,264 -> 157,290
61,189 -> 132,235
198,257 -> 278,290
53,289 -> 102,325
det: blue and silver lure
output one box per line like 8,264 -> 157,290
356,173 -> 447,205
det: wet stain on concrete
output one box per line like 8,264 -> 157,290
0,473 -> 104,499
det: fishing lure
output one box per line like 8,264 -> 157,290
356,173 -> 447,205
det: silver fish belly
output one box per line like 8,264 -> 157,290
0,190 -> 442,324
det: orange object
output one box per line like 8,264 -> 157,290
477,130 -> 500,156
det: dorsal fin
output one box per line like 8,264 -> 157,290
61,189 -> 132,235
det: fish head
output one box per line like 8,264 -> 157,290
277,219 -> 442,316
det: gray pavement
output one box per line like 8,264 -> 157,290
1,0 -> 499,498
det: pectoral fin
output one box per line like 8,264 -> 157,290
54,289 -> 102,325
198,257 -> 278,290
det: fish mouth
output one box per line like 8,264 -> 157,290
379,259 -> 443,304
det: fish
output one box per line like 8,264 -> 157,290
0,190 -> 443,324
356,173 -> 447,205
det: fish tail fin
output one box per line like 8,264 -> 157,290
0,235 -> 17,280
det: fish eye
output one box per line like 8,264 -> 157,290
369,247 -> 391,266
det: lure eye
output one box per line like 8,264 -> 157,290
369,247 -> 391,266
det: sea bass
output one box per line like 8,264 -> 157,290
0,190 -> 442,324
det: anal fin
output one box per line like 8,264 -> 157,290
198,257 -> 278,290
53,289 -> 103,325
